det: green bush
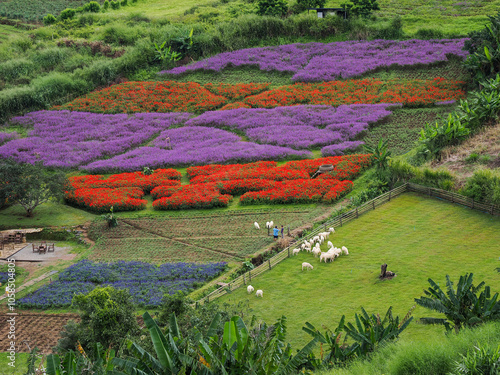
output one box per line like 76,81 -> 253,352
341,0 -> 380,18
59,8 -> 76,20
110,1 -> 120,10
450,343 -> 500,375
294,0 -> 326,13
121,0 -> 128,6
0,59 -> 36,82
462,168 -> 500,205
73,59 -> 117,87
43,14 -> 57,25
257,0 -> 288,17
31,47 -> 69,71
415,28 -> 444,39
32,72 -> 88,104
97,24 -> 142,45
103,0 -> 110,10
83,1 -> 101,13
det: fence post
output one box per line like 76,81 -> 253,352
249,271 -> 251,281
288,248 -> 290,258
288,226 -> 290,236
428,187 -> 431,197
340,216 -> 343,226
389,191 -> 391,201
228,283 -> 231,291
356,207 -> 358,218
491,204 -> 494,215
207,295 -> 209,303
472,198 -> 474,209
268,259 -> 271,270
243,274 -> 246,285
372,201 -> 375,210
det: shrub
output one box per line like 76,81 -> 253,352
32,72 -> 88,104
83,1 -> 101,12
450,343 -> 500,375
461,168 -> 500,205
121,0 -> 128,6
103,0 -> 110,10
59,8 -> 76,20
43,14 -> 57,25
294,0 -> 326,13
110,1 -> 120,10
341,0 -> 380,18
0,59 -> 36,82
415,28 -> 444,39
257,0 -> 288,17
31,47 -> 69,70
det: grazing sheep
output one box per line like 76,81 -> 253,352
266,221 -> 270,228
327,241 -> 333,248
302,262 -> 314,271
313,235 -> 320,242
321,252 -> 335,262
292,248 -> 300,256
256,289 -> 263,297
342,246 -> 349,255
247,285 -> 254,294
309,239 -> 315,245
312,248 -> 321,257
301,244 -> 306,250
269,221 -> 274,228
254,222 -> 260,230
329,227 -> 335,233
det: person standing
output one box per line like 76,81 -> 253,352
273,226 -> 279,240
280,225 -> 284,239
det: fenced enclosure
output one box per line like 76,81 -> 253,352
198,182 -> 499,304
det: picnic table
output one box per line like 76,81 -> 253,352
32,242 -> 55,255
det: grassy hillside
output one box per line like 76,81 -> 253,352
219,192 -> 500,348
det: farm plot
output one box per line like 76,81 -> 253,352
218,193 -> 500,348
89,207 -> 326,262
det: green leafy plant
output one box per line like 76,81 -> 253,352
110,1 -> 120,10
294,0 -> 326,13
83,1 -> 101,13
364,138 -> 392,172
101,206 -> 118,228
257,0 -> 288,17
103,0 -> 110,10
415,273 -> 500,333
59,8 -> 76,20
43,14 -> 57,25
451,343 -> 500,375
341,0 -> 380,18
172,28 -> 194,56
142,166 -> 154,175
154,41 -> 182,63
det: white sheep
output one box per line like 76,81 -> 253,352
302,262 -> 314,271
312,248 -> 322,257
292,248 -> 300,256
327,241 -> 333,248
309,239 -> 315,245
266,221 -> 270,228
328,227 -> 335,232
342,246 -> 349,255
269,221 -> 274,228
313,235 -> 320,242
320,252 -> 335,263
254,222 -> 260,230
301,244 -> 306,250
256,289 -> 263,297
247,285 -> 254,294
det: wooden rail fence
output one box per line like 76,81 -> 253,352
198,182 -> 499,304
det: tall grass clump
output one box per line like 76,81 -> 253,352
31,47 -> 70,70
330,321 -> 500,375
0,58 -> 36,82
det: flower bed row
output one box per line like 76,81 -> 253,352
53,78 -> 463,115
18,260 -> 227,309
68,155 -> 371,211
240,78 -> 465,108
240,179 -> 354,205
161,39 -> 468,82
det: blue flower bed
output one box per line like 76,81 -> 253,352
0,271 -> 10,284
18,260 -> 227,309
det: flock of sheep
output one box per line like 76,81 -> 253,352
253,221 -> 275,229
247,225 -> 349,298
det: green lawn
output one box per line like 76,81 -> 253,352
218,192 -> 500,348
0,353 -> 33,375
0,201 -> 96,230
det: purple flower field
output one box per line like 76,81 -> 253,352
83,126 -> 309,172
18,260 -> 227,308
186,104 -> 399,153
161,39 -> 468,82
0,111 -> 191,168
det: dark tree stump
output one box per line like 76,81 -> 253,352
380,263 -> 396,280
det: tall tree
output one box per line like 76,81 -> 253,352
0,160 -> 66,217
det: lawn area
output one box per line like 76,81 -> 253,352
219,192 -> 500,348
0,25 -> 23,44
0,353 -> 33,375
0,201 -> 96,230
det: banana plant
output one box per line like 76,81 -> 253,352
415,273 -> 500,333
46,343 -> 116,375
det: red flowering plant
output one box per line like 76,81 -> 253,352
204,83 -> 271,100
66,187 -> 147,213
285,154 -> 372,179
239,179 -> 353,205
186,161 -> 277,180
152,184 -> 232,210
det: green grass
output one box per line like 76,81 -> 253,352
218,192 -> 500,349
0,201 -> 96,230
0,25 -> 23,44
0,353 -> 33,375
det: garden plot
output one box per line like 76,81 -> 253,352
219,193 -> 500,348
89,208 -> 326,262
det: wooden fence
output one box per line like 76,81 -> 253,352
198,182 -> 499,304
